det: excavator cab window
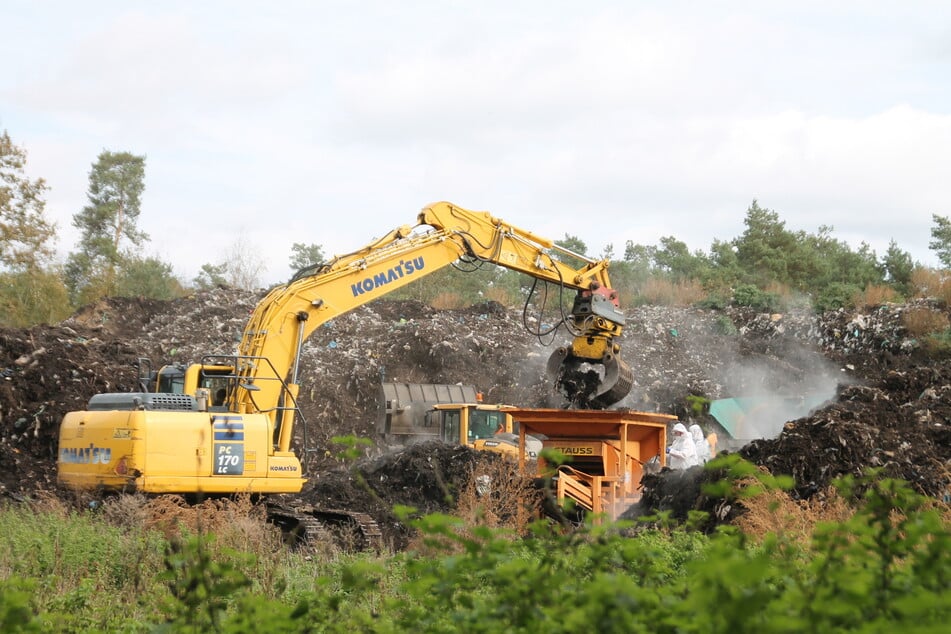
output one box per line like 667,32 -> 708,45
441,410 -> 460,444
195,367 -> 237,409
202,376 -> 231,408
155,366 -> 186,394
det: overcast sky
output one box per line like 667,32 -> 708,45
2,1 -> 950,285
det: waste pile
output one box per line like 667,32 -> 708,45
2,288 -> 949,543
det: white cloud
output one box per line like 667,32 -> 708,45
2,1 -> 949,284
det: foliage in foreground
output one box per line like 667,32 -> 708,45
0,466 -> 949,632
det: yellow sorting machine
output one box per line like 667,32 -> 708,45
511,408 -> 675,521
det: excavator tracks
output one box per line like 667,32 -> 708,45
267,502 -> 383,552
313,509 -> 384,551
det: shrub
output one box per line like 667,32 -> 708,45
763,281 -> 798,309
813,282 -> 861,313
695,293 -> 729,310
713,314 -> 738,335
910,267 -> 951,303
902,306 -> 950,337
3,461 -> 951,631
922,329 -> 951,358
685,394 -> 710,417
853,284 -> 900,308
732,284 -> 781,312
0,578 -> 42,632
454,459 -> 540,536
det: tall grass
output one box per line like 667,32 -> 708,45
0,496 -> 167,629
635,278 -> 707,306
0,495 -> 396,631
852,284 -> 900,309
2,462 -> 949,632
911,267 -> 951,303
902,306 -> 950,337
430,292 -> 464,309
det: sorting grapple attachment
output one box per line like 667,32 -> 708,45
546,347 -> 634,409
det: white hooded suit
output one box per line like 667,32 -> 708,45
667,422 -> 698,469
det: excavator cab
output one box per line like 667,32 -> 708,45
154,365 -> 186,393
136,358 -> 236,409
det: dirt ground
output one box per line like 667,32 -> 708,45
2,287 -> 950,548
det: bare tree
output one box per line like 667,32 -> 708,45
225,233 -> 267,289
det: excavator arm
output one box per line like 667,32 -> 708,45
233,201 -> 633,451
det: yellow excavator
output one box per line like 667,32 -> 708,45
56,202 -> 634,540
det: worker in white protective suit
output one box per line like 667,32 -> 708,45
689,424 -> 712,464
667,422 -> 698,470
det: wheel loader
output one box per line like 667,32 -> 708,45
380,381 -> 543,460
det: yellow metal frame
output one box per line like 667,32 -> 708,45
512,408 -> 675,521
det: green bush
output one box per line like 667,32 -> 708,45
923,329 -> 951,358
0,503 -> 167,630
732,284 -> 781,312
686,394 -> 711,417
695,293 -> 729,310
0,578 -> 42,633
814,282 -> 862,313
713,314 -> 738,335
1,463 -> 949,632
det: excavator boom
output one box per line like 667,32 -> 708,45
234,201 -> 633,445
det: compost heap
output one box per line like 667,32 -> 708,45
2,288 -> 949,548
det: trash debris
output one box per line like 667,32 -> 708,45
1,289 -> 949,545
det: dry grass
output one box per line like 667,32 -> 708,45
455,458 -> 540,533
407,457 -> 540,555
910,267 -> 951,302
763,281 -> 805,310
22,491 -> 285,568
732,478 -> 853,547
483,285 -> 516,306
639,278 -> 707,306
853,285 -> 900,309
431,292 -> 465,309
901,306 -> 950,337
24,490 -> 75,518
734,473 -> 951,550
99,492 -> 152,528
97,493 -> 285,557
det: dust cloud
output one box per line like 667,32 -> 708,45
715,341 -> 845,440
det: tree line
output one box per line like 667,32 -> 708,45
0,130 -> 328,327
2,128 -> 950,327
